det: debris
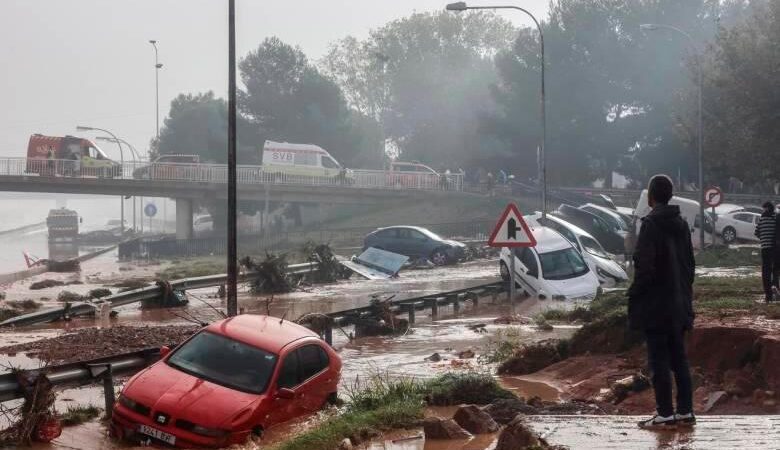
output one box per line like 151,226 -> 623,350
604,373 -> 651,404
703,391 -> 728,412
111,279 -> 149,291
493,314 -> 532,325
340,247 -> 409,280
457,349 -> 475,359
303,242 -> 351,283
353,294 -> 409,337
0,371 -> 58,445
45,259 -> 80,273
422,417 -> 471,440
426,353 -> 442,362
87,288 -> 112,299
56,291 -> 84,303
29,280 -> 65,290
241,253 -> 294,294
141,281 -> 188,308
468,323 -> 488,333
452,404 -> 499,434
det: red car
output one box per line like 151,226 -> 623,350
111,315 -> 342,448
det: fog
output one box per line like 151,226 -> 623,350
1,0 -> 548,158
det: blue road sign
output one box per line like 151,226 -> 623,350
144,203 -> 158,217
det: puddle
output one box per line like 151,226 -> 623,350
697,266 -> 759,278
498,376 -> 561,402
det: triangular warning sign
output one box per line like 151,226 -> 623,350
488,203 -> 537,248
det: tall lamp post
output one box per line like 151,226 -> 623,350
446,2 -> 547,218
76,125 -> 125,237
226,0 -> 238,317
148,40 -> 163,150
641,23 -> 704,250
97,136 -> 141,232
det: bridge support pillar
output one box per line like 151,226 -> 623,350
175,198 -> 193,240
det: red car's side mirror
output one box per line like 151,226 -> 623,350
276,388 -> 295,400
159,346 -> 171,358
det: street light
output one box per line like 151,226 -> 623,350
446,2 -> 548,219
149,40 -> 163,155
76,125 -> 126,237
97,136 -> 140,232
641,23 -> 705,250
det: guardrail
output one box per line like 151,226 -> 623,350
0,280 -> 506,405
0,158 -> 464,192
0,262 -> 320,328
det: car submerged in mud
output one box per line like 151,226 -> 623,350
111,315 -> 342,448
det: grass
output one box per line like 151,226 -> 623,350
5,299 -> 41,310
697,246 -> 760,268
272,373 -> 514,450
60,405 -> 102,426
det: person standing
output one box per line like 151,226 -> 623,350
628,174 -> 696,429
755,202 -> 776,302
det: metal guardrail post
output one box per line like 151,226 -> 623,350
430,298 -> 440,320
87,363 -> 115,418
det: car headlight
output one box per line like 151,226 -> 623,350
596,266 -> 610,278
190,425 -> 229,438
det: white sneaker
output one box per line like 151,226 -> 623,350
637,415 -> 676,429
675,412 -> 696,426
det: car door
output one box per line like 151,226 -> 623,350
732,213 -> 754,239
513,247 -> 541,295
407,228 -> 431,258
294,344 -> 333,412
265,349 -> 301,426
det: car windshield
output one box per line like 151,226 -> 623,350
167,331 -> 278,394
539,247 -> 590,280
580,235 -> 609,258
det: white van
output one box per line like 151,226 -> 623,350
634,189 -> 714,249
261,140 -> 353,181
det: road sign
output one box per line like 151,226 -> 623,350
704,186 -> 723,208
488,203 -> 537,248
144,203 -> 158,217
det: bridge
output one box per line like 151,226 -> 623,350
0,158 -> 469,238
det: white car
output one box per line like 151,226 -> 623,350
527,213 -> 628,287
499,226 -> 600,302
716,211 -> 760,243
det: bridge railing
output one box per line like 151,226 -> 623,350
1,157 -> 464,192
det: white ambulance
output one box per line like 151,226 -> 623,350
261,140 -> 353,182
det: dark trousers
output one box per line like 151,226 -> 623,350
645,329 -> 693,417
762,248 -> 776,300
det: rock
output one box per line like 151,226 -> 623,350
723,368 -> 758,397
338,438 -> 353,450
483,399 -> 539,425
495,415 -> 550,450
426,352 -> 442,362
458,349 -> 475,359
423,417 -> 471,440
703,391 -> 728,412
453,404 -> 499,434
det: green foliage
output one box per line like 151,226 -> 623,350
696,246 -> 761,268
424,372 -> 515,406
60,405 -> 101,426
156,258 -> 225,280
240,37 -> 381,168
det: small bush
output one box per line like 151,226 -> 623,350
56,291 -> 85,302
0,308 -> 20,322
60,405 -> 101,426
29,280 -> 65,290
88,288 -> 112,299
425,372 -> 515,405
497,342 -> 565,375
5,300 -> 41,310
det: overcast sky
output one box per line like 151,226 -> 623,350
1,0 -> 548,160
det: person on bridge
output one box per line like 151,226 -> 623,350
755,201 -> 777,302
628,174 -> 696,429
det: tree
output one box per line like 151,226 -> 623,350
322,12 -> 516,170
686,0 -> 778,190
156,91 -> 256,164
239,37 -> 380,168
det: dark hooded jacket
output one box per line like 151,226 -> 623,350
628,204 -> 695,332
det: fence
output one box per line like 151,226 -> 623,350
0,158 -> 464,192
119,220 -> 494,259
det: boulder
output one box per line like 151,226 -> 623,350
338,438 -> 353,450
453,404 -> 499,434
494,415 -> 549,450
422,417 -> 471,440
482,399 -> 538,425
458,349 -> 475,359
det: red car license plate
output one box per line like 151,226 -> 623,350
139,424 -> 176,445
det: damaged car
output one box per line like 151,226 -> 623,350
111,315 -> 341,448
363,225 -> 466,265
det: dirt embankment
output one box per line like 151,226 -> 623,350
0,325 -> 199,364
507,315 -> 780,415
